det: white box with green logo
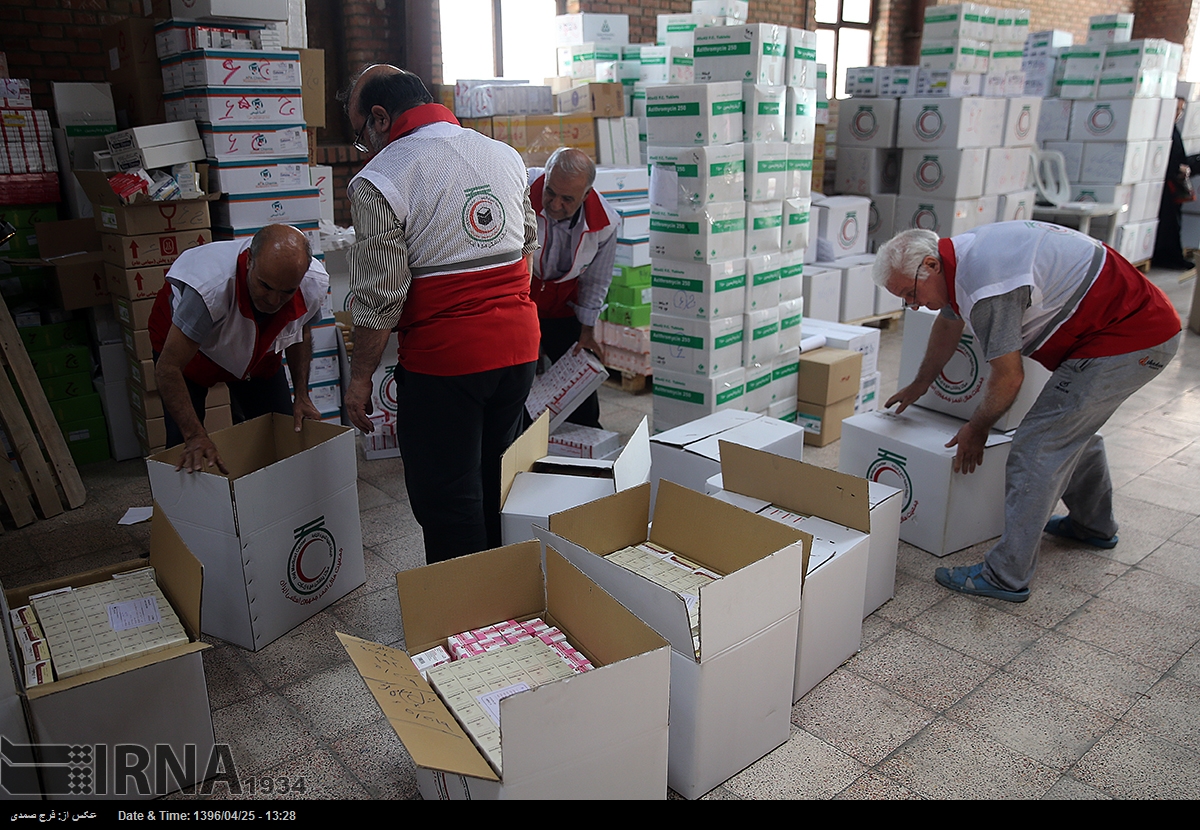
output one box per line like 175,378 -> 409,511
639,46 -> 694,85
656,13 -> 721,50
782,196 -> 812,254
745,253 -> 782,310
645,82 -> 742,145
742,307 -> 779,366
777,301 -> 803,354
779,250 -> 804,300
694,24 -> 786,85
922,3 -> 991,41
651,258 -> 747,321
785,143 -> 814,198
839,407 -> 1012,557
744,361 -> 773,411
556,13 -> 630,46
786,28 -> 819,89
772,344 -> 800,402
652,367 -> 747,431
745,142 -> 789,201
651,312 -> 745,376
648,143 -> 745,210
649,200 -> 745,262
742,83 -> 786,142
785,86 -> 817,144
745,200 -> 783,257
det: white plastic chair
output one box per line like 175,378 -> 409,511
1029,149 -> 1071,206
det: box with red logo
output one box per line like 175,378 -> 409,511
146,415 -> 366,650
102,228 -> 212,269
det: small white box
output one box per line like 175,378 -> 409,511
812,194 -> 870,258
831,254 -> 876,323
745,142 -> 790,201
839,407 -> 1014,556
745,201 -> 783,257
745,253 -> 782,310
785,86 -> 818,144
649,201 -> 745,263
801,265 -> 841,323
651,258 -> 747,321
801,318 -> 881,375
786,28 -> 819,89
648,144 -> 745,211
557,13 -> 631,46
211,187 -> 321,230
652,367 -> 747,430
899,147 -> 988,200
645,82 -> 742,146
207,157 -> 309,194
651,313 -> 745,377
743,307 -> 780,366
836,98 -> 899,148
1086,13 -> 1134,46
1079,141 -> 1149,185
742,83 -> 787,143
694,24 -> 787,86
893,196 -> 979,237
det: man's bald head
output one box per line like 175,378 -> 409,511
543,147 -> 596,222
246,225 -> 311,315
341,64 -> 433,156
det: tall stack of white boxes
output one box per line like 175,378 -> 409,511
1030,13 -> 1181,262
642,11 -> 819,432
1179,83 -> 1200,250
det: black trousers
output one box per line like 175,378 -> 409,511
538,315 -> 602,429
393,361 -> 537,564
157,360 -> 294,448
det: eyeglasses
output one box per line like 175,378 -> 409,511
905,264 -> 922,310
352,118 -> 370,153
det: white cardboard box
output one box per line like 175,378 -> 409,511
538,480 -> 805,799
897,308 -> 1052,431
704,444 -> 880,698
0,509 -> 215,799
652,367 -> 747,431
651,258 -> 747,321
812,194 -> 870,258
899,147 -> 988,200
835,98 -> 899,149
839,407 -> 1013,556
649,201 -> 745,263
801,265 -> 842,323
650,312 -> 745,376
645,82 -> 742,146
831,254 -> 876,322
893,195 -> 979,236
648,410 -> 804,505
896,96 -> 1006,149
146,416 -> 366,650
341,540 -> 670,800
501,413 -> 651,545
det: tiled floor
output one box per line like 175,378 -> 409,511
2,267 -> 1197,800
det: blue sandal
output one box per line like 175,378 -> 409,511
1044,515 -> 1118,550
935,563 -> 1030,603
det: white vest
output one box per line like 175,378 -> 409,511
527,168 -> 620,284
166,239 -> 329,380
950,221 -> 1106,354
350,122 -> 529,277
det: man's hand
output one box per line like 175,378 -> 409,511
345,376 -> 376,433
946,422 -> 987,474
573,324 -> 601,358
177,432 -> 229,475
292,393 -> 322,433
886,380 -> 930,414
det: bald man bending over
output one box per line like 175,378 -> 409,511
149,224 -> 330,473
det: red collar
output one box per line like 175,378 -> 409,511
387,103 -> 459,142
529,174 -> 611,232
937,237 -> 960,316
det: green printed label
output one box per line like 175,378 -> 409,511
752,322 -> 779,340
787,211 -> 809,225
716,384 -> 745,405
714,329 -> 745,349
747,373 -> 772,392
758,102 -> 781,115
773,361 -> 799,381
715,274 -> 746,291
921,47 -> 955,56
642,57 -> 667,65
652,275 -> 703,291
781,262 -> 803,278
654,384 -> 705,403
650,218 -> 700,233
752,268 -> 780,285
674,164 -> 700,177
647,102 -> 699,117
711,160 -> 744,176
1091,21 -> 1128,31
763,43 -> 785,57
696,42 -> 752,57
757,159 -> 787,173
752,215 -> 782,230
667,23 -> 698,32
924,13 -> 958,23
713,100 -> 743,115
787,158 -> 813,171
780,313 -> 801,329
794,47 -> 816,61
652,330 -> 703,348
711,217 -> 746,233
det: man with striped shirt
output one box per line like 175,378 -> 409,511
342,65 -> 540,563
874,222 -> 1181,602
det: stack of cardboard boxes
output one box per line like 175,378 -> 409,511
794,346 -> 861,447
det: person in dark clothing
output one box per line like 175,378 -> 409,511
1153,97 -> 1200,270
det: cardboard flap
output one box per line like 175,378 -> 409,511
31,219 -> 101,258
500,411 -> 550,506
649,410 -> 759,448
546,482 -> 651,554
612,417 -> 651,492
719,441 -> 872,534
336,632 -> 500,782
544,547 -> 667,666
650,480 -> 805,576
696,539 -> 805,658
74,169 -> 218,208
149,503 -> 203,640
395,541 -> 545,655
536,528 -> 695,658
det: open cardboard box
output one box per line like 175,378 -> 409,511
75,168 -> 216,237
146,414 -> 365,651
839,407 -> 1012,556
536,480 -> 808,799
648,410 -> 805,509
500,411 -> 651,545
339,540 -> 671,800
7,219 -> 108,311
0,507 -> 215,799
703,443 -> 887,700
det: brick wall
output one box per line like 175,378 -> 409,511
0,0 -> 143,112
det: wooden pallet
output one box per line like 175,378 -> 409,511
841,310 -> 904,329
1132,257 -> 1152,274
603,367 -> 650,394
0,301 -> 86,527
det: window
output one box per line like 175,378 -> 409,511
814,0 -> 874,99
440,0 -> 558,83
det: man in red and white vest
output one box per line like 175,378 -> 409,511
150,223 -> 329,474
528,148 -> 619,428
342,65 -> 540,563
874,222 -> 1181,602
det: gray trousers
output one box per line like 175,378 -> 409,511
982,332 -> 1181,592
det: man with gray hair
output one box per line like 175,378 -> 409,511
874,222 -> 1180,602
528,147 -> 619,428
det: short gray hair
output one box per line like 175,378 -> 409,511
545,147 -> 596,188
872,228 -> 940,290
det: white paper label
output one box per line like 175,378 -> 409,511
650,165 -> 679,211
477,683 -> 530,725
107,596 -> 161,631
